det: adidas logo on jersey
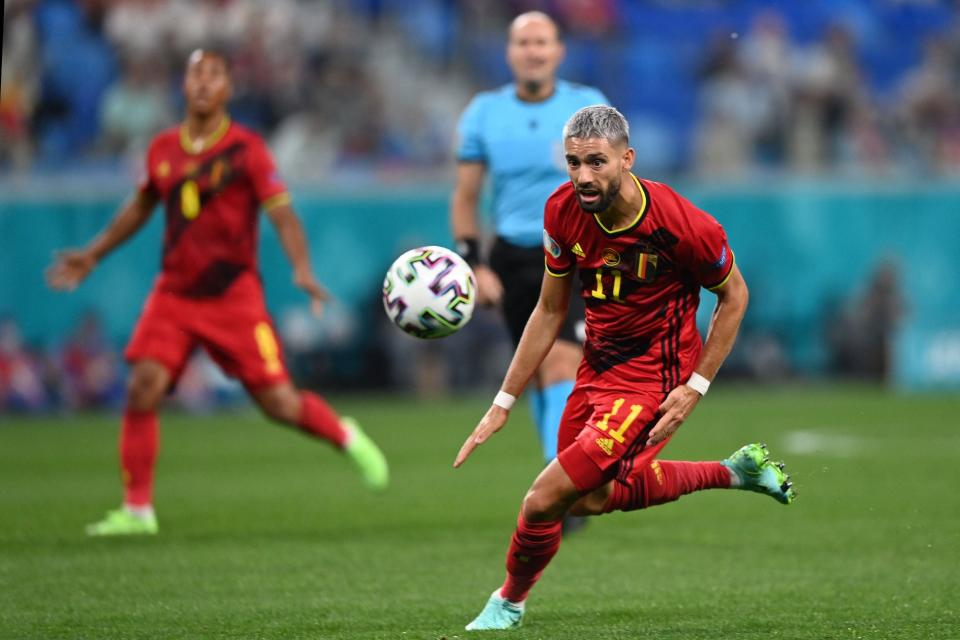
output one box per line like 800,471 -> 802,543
572,242 -> 585,258
595,437 -> 615,456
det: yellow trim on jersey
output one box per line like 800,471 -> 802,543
592,173 -> 648,235
544,257 -> 572,278
179,116 -> 231,155
706,251 -> 737,291
262,191 -> 292,211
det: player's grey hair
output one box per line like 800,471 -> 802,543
562,105 -> 630,146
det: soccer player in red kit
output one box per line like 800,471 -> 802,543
47,50 -> 388,536
454,105 -> 796,630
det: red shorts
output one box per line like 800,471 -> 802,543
124,273 -> 289,389
556,385 -> 672,492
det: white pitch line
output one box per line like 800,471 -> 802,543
782,430 -> 865,457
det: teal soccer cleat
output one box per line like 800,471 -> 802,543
722,443 -> 797,505
465,589 -> 525,631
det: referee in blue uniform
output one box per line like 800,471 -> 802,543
450,11 -> 608,529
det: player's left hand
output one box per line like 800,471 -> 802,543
294,270 -> 329,317
647,384 -> 702,447
454,405 -> 509,468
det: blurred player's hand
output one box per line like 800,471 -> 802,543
474,264 -> 504,307
293,269 -> 329,317
647,384 -> 702,447
454,404 -> 509,467
46,249 -> 97,291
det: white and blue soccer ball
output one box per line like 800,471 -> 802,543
382,245 -> 477,339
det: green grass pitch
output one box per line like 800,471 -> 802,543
1,386 -> 957,639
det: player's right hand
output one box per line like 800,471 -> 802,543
453,404 -> 509,468
46,249 -> 97,291
474,264 -> 504,307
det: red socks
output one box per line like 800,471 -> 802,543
495,461 -> 730,603
605,460 -> 731,512
297,392 -> 349,448
500,514 -> 563,603
120,409 -> 159,507
118,393 -> 346,509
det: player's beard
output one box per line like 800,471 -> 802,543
577,175 -> 621,214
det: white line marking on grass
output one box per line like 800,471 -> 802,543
782,430 -> 865,457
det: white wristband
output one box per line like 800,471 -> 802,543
686,372 -> 711,396
493,390 -> 517,410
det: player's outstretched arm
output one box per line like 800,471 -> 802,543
450,161 -> 503,306
648,263 -> 749,445
454,271 -> 573,467
266,203 -> 329,317
46,191 -> 158,291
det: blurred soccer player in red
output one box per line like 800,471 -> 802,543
47,50 -> 388,536
454,106 -> 796,630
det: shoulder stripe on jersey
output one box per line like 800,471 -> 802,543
179,116 -> 231,155
706,251 -> 736,291
591,173 -> 649,236
262,192 -> 292,211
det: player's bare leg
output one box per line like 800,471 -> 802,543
86,359 -> 169,536
466,461 -> 579,630
467,444 -> 795,628
250,382 -> 388,491
535,340 -> 587,536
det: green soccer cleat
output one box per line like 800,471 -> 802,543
465,589 -> 525,631
722,443 -> 797,505
342,417 -> 389,491
85,509 -> 158,537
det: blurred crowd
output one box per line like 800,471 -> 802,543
693,10 -> 960,178
0,314 -> 122,413
0,0 -> 952,412
0,304 -> 510,413
3,0 -> 960,179
0,313 -> 249,414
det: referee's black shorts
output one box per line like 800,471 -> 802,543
488,237 -> 585,348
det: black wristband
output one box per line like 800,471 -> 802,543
455,237 -> 482,266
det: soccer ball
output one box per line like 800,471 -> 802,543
382,245 -> 477,339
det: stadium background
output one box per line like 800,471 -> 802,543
3,0 -> 960,414
2,2 -> 960,640
3,0 -> 960,411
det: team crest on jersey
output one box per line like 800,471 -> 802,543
636,251 -> 659,282
157,161 -> 170,178
601,248 -> 621,266
543,230 -> 562,259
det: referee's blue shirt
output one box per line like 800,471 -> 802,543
455,80 -> 609,248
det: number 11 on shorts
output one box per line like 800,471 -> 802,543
595,398 -> 643,443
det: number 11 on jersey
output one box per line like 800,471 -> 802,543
595,398 -> 644,443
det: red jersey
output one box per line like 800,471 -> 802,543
543,175 -> 735,395
138,117 -> 290,297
